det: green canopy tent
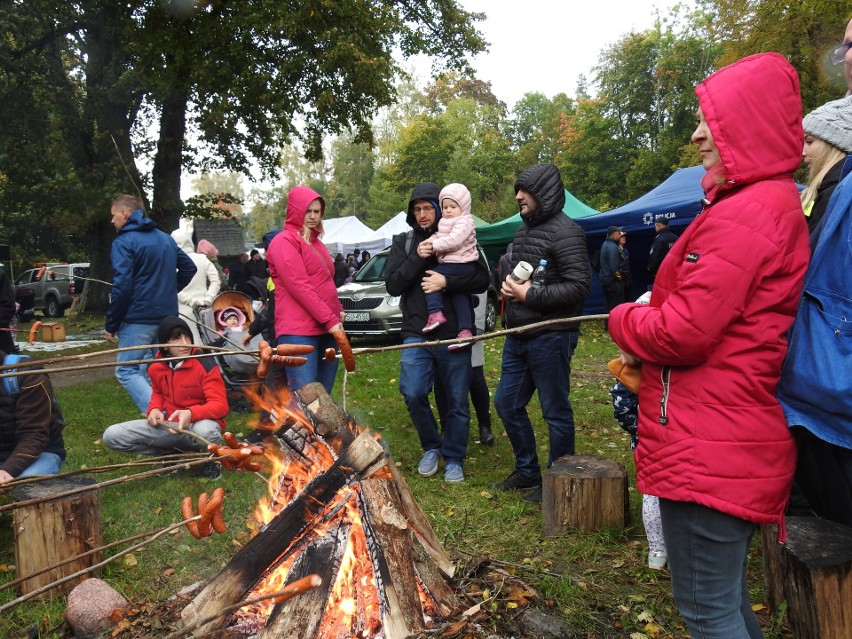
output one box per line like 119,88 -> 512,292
476,189 -> 599,261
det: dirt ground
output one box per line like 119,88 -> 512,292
48,350 -> 116,388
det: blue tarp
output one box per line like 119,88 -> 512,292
576,165 -> 707,313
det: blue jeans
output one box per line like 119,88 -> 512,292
277,333 -> 339,395
399,337 -> 471,463
17,452 -> 63,477
660,499 -> 763,639
116,322 -> 158,413
493,331 -> 578,480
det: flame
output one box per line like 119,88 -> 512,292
238,385 -> 386,637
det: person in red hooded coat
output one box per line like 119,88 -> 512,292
266,186 -> 345,394
609,53 -> 811,638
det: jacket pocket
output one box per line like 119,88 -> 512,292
779,288 -> 851,416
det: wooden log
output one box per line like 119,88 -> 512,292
384,458 -> 455,577
541,454 -> 628,535
761,516 -> 852,639
360,477 -> 427,639
11,476 -> 102,596
295,382 -> 357,452
260,523 -> 348,639
182,432 -> 385,636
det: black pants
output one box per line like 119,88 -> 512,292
602,280 -> 626,330
789,426 -> 852,527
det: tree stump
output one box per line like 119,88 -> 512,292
542,455 -> 629,535
761,516 -> 852,639
11,476 -> 103,596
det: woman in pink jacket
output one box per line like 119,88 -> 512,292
266,186 -> 345,393
609,53 -> 811,638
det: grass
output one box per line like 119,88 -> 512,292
0,322 -> 791,638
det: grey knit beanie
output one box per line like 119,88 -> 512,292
803,96 -> 852,153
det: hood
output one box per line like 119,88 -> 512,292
406,182 -> 442,231
439,183 -> 472,217
695,52 -> 803,192
216,306 -> 247,328
284,186 -> 325,239
157,316 -> 193,354
514,164 -> 566,222
197,238 -> 218,257
171,228 -> 195,254
119,209 -> 158,235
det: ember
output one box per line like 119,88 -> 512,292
181,382 -> 460,639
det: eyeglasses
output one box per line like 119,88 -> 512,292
412,205 -> 434,214
829,41 -> 852,66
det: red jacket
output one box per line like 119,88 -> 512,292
609,53 -> 810,527
266,186 -> 343,337
147,352 -> 228,430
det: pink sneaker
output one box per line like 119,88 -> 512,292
448,329 -> 474,351
422,311 -> 446,333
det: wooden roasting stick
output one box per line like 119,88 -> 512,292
181,432 -> 386,637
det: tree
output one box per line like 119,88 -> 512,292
0,0 -> 485,308
698,0 -> 850,113
326,135 -> 375,220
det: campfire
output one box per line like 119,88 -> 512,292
181,382 -> 461,638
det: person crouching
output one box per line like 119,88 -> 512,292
102,316 -> 228,478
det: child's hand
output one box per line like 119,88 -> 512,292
147,408 -> 164,427
242,334 -> 251,345
168,409 -> 192,430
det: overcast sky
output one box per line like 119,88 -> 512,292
408,0 -> 696,108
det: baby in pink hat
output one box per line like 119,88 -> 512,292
419,182 -> 478,349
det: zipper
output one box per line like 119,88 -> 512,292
659,367 -> 671,425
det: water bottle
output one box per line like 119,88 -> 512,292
531,259 -> 547,289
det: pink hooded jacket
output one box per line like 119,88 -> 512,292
266,186 -> 343,337
609,53 -> 811,529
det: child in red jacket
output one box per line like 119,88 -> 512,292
102,316 -> 227,477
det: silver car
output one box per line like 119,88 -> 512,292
337,248 -> 497,338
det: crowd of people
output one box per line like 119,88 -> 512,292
3,17 -> 851,639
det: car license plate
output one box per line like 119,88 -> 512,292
347,312 -> 371,322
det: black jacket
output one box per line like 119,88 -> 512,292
386,183 -> 490,339
648,227 -> 678,280
807,157 -> 845,237
503,164 -> 591,334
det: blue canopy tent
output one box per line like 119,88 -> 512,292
576,165 -> 707,313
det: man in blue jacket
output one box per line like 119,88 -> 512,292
104,195 -> 196,413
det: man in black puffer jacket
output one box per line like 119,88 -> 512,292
385,182 -> 490,484
492,163 -> 591,502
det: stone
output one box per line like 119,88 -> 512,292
65,578 -> 129,638
520,608 -> 574,639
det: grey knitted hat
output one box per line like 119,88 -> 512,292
803,96 -> 852,153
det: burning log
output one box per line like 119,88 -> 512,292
181,431 -> 386,636
182,385 -> 463,639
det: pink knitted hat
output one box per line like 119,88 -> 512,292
196,239 -> 218,257
439,183 -> 472,216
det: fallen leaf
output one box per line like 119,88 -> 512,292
162,568 -> 175,576
122,554 -> 138,568
479,490 -> 493,498
629,633 -> 649,639
643,621 -> 662,636
110,619 -> 132,637
153,507 -> 162,515
506,602 -> 518,609
439,620 -> 468,637
752,603 -> 768,612
637,610 -> 654,623
461,602 -> 481,617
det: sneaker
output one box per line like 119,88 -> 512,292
444,462 -> 464,483
648,552 -> 668,570
448,329 -> 474,351
417,449 -> 441,477
489,470 -> 541,492
198,461 -> 222,480
522,485 -> 542,503
422,311 -> 447,333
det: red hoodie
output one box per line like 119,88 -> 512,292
609,53 -> 811,527
266,186 -> 343,337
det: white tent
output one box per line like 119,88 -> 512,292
321,216 -> 385,256
366,211 -> 409,247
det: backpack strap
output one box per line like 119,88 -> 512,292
2,353 -> 31,396
404,229 -> 415,255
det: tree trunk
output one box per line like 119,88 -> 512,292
152,91 -> 189,231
